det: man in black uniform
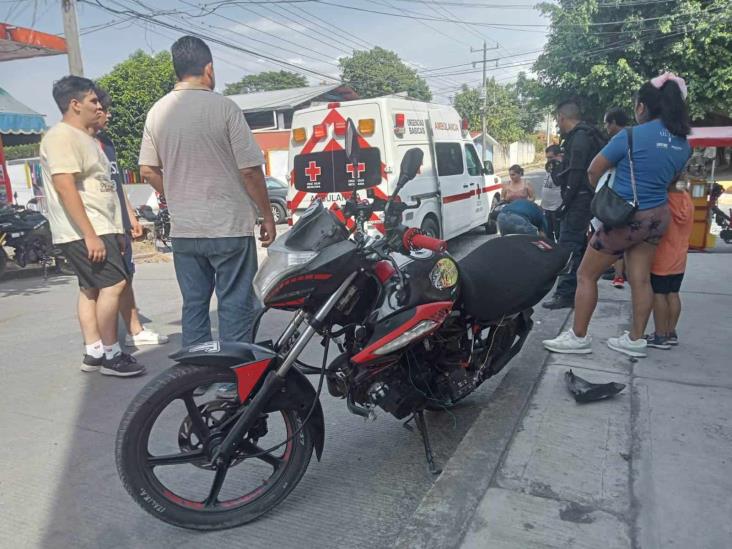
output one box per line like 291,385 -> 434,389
542,99 -> 606,310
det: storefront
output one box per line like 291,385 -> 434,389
687,126 -> 732,249
1,21 -> 67,203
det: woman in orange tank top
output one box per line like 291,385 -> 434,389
501,164 -> 535,203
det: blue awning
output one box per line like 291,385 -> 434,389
0,86 -> 46,135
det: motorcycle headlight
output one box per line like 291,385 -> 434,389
253,238 -> 318,303
373,320 -> 439,356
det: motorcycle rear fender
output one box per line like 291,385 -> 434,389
169,340 -> 325,460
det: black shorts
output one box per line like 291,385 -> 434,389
651,272 -> 684,294
59,234 -> 129,290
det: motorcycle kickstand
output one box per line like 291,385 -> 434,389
414,411 -> 442,475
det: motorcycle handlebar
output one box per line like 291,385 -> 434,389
404,229 -> 447,253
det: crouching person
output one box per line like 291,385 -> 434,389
497,198 -> 548,237
40,76 -> 145,377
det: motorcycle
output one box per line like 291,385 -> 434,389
136,204 -> 171,249
0,201 -> 73,279
115,120 -> 570,530
710,183 -> 732,243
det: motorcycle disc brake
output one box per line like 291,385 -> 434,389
177,399 -> 268,470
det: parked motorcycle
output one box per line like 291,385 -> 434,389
115,120 -> 570,530
0,202 -> 72,279
136,204 -> 171,249
710,183 -> 732,243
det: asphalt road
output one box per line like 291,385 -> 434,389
0,192 -> 554,549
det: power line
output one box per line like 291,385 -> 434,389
82,0 -> 341,81
312,0 -> 728,31
176,0 -> 341,68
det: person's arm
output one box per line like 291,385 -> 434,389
588,130 -> 627,189
51,173 -> 106,262
123,192 -> 143,238
138,118 -> 163,194
140,165 -> 164,194
587,154 -> 614,188
527,183 -> 535,200
500,184 -> 507,201
240,166 -> 276,247
226,99 -> 275,247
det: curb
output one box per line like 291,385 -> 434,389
393,306 -> 572,549
0,265 -> 48,281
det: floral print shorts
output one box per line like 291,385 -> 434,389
589,203 -> 670,256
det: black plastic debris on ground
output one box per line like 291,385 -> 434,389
564,369 -> 626,403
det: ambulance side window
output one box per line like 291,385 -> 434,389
464,144 -> 482,176
435,143 -> 464,176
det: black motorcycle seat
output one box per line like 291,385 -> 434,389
457,234 -> 570,322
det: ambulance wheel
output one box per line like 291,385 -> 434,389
420,216 -> 441,239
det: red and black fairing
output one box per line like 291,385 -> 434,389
351,251 -> 459,365
264,239 -> 359,309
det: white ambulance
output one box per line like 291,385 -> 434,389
286,96 -> 502,239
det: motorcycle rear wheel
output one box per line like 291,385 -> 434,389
116,364 -> 314,530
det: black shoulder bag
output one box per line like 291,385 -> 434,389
590,127 -> 638,228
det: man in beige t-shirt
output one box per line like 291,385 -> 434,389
140,36 -> 275,347
40,76 -> 144,378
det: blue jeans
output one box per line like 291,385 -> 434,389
497,211 -> 538,236
172,237 -> 259,347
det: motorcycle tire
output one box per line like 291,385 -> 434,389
116,364 -> 314,530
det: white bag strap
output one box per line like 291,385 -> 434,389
626,127 -> 639,207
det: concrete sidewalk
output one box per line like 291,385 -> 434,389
455,250 -> 732,548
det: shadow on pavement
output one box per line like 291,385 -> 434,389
0,273 -> 73,298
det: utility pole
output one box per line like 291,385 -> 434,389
471,41 -> 500,164
61,0 -> 84,76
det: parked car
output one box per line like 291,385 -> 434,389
266,176 -> 288,224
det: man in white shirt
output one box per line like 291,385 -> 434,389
40,76 -> 145,377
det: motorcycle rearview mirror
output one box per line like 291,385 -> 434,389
345,118 -> 361,163
396,148 -> 424,191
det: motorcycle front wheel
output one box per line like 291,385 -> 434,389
116,364 -> 314,530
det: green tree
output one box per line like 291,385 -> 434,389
223,70 -> 308,95
533,0 -> 732,122
96,50 -> 176,171
339,47 -> 432,101
453,79 -> 526,147
510,72 -> 545,135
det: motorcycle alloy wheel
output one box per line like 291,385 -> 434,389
116,364 -> 314,530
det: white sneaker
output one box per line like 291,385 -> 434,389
607,331 -> 647,358
542,330 -> 592,354
125,327 -> 169,347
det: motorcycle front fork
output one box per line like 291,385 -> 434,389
213,272 -> 359,464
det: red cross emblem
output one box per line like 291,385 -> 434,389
304,161 -> 321,182
346,162 -> 366,179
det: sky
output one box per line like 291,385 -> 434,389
1,0 -> 550,125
